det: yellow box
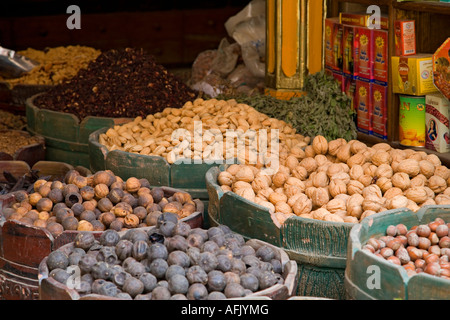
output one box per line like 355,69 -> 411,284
391,54 -> 439,96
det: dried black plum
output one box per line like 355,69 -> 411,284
91,261 -> 113,280
240,273 -> 259,292
157,280 -> 169,288
242,255 -> 261,268
151,286 -> 171,300
77,281 -> 92,295
166,235 -> 188,252
149,258 -> 169,279
207,270 -> 226,292
122,277 -> 144,297
258,270 -> 278,290
187,233 -> 205,248
112,271 -> 131,287
148,232 -> 165,244
68,252 -> 83,266
46,250 -> 69,271
125,229 -> 148,243
217,224 -> 232,234
115,239 -> 133,261
139,272 -> 157,292
135,293 -> 152,300
125,261 -> 146,278
74,232 -> 95,251
224,282 -> 246,298
230,258 -> 246,275
115,292 -> 133,300
97,246 -> 119,265
216,255 -> 232,273
173,221 -> 191,237
97,281 -> 118,297
165,265 -> 186,280
186,283 -> 208,300
208,291 -> 227,300
147,242 -> 168,261
167,250 -> 190,268
240,245 -> 256,256
186,247 -> 201,265
51,269 -> 71,285
91,279 -> 107,294
201,240 -> 219,254
81,273 -> 94,285
132,240 -> 149,261
150,188 -> 165,203
170,294 -> 188,300
270,259 -> 283,274
197,252 -> 218,273
224,271 -> 241,285
186,265 -> 208,285
259,261 -> 274,272
168,274 -> 189,295
210,234 -> 226,247
189,228 -> 209,242
159,220 -> 177,237
99,229 -> 120,247
256,245 -> 276,262
156,212 -> 178,228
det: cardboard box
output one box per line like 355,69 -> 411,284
371,81 -> 388,139
343,25 -> 358,78
339,12 -> 389,30
344,74 -> 357,112
373,29 -> 389,83
426,93 -> 450,153
391,54 -> 439,96
356,78 -> 372,134
325,18 -> 339,69
395,20 -> 416,56
356,27 -> 374,80
433,37 -> 450,99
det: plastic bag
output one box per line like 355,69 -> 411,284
224,0 -> 265,78
210,38 -> 241,78
189,50 -> 217,85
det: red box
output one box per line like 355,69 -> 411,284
344,74 -> 357,112
395,20 -> 416,56
373,29 -> 388,83
343,25 -> 359,78
332,70 -> 345,92
356,78 -> 373,134
339,12 -> 389,30
356,27 -> 374,80
371,82 -> 388,139
325,18 -> 343,71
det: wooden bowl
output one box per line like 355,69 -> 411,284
38,233 -> 297,300
0,130 -> 45,167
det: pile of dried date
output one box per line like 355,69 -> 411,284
45,217 -> 285,300
34,48 -> 197,119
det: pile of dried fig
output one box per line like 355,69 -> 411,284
1,169 -> 199,237
218,135 -> 450,226
44,216 -> 285,300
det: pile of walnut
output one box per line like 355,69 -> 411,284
218,135 -> 450,227
98,98 -> 310,165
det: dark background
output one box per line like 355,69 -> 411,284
0,0 -> 252,68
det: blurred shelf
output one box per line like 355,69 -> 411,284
393,1 -> 450,15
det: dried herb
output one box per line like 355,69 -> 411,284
35,48 -> 196,120
218,71 -> 357,142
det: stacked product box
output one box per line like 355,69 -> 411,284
326,13 -> 389,139
425,93 -> 450,153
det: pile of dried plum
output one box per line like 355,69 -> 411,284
44,213 -> 285,300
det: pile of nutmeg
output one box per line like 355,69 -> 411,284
1,170 -> 199,238
363,218 -> 450,280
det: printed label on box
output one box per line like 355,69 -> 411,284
356,79 -> 372,134
356,27 -> 374,79
373,30 -> 388,83
371,82 -> 388,139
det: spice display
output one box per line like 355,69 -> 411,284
362,218 -> 450,280
0,130 -> 40,156
0,110 -> 26,130
45,219 -> 285,300
2,170 -> 200,237
217,135 -> 450,227
34,48 -> 196,120
220,71 -> 357,142
0,46 -> 101,86
97,97 -> 310,164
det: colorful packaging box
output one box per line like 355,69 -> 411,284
339,12 -> 389,30
373,29 -> 389,83
425,93 -> 450,153
395,20 -> 416,56
333,21 -> 344,71
355,78 -> 372,134
356,27 -> 374,80
391,54 -> 439,96
399,95 -> 426,147
325,18 -> 339,69
343,25 -> 359,78
433,37 -> 450,99
371,81 -> 388,139
344,74 -> 357,112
